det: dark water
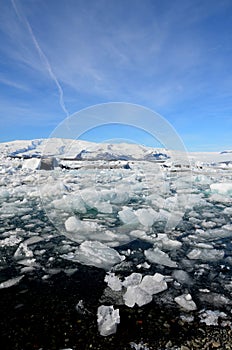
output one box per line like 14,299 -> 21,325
0,266 -> 203,350
1,261 -> 232,350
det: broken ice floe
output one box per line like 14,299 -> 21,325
187,248 -> 224,262
0,275 -> 24,289
122,272 -> 143,288
65,216 -> 99,233
130,342 -> 150,350
144,247 -> 178,268
174,293 -> 197,311
123,273 -> 168,307
172,270 -> 192,285
210,182 -> 232,195
102,272 -> 168,308
104,272 -> 123,291
14,242 -> 34,260
0,235 -> 22,247
97,305 -> 120,336
199,310 -> 229,326
1,138 -> 232,324
61,241 -> 124,270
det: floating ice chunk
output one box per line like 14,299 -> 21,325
180,314 -> 194,323
53,195 -> 87,214
104,272 -> 123,291
187,248 -> 224,261
158,209 -> 170,221
144,247 -> 178,268
97,305 -> 120,336
122,273 -> 142,288
174,293 -> 197,311
93,201 -> 113,214
78,189 -> 114,213
172,270 -> 192,285
40,181 -> 68,197
184,193 -> 207,208
22,158 -> 41,170
65,216 -> 98,233
165,210 -> 184,231
137,262 -> 151,269
20,266 -> 35,273
139,273 -> 168,295
130,342 -> 150,350
14,243 -> 33,260
224,207 -> 232,215
88,230 -> 129,245
209,193 -> 232,204
201,220 -> 217,229
198,292 -> 231,307
0,275 -> 24,289
223,224 -> 232,232
123,273 -> 167,307
0,189 -> 10,200
199,310 -> 228,326
23,236 -> 43,245
65,216 -> 82,232
80,189 -> 100,207
61,241 -> 123,270
194,174 -> 211,184
129,230 -> 154,242
210,183 -> 232,195
135,208 -> 158,227
0,235 -> 22,247
197,226 -> 232,241
154,233 -> 182,250
118,207 -> 139,225
123,285 -> 153,307
18,258 -> 37,266
110,190 -> 129,205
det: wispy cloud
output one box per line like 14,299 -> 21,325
0,0 -> 231,149
10,0 -> 69,117
1,0 -> 230,106
0,76 -> 30,91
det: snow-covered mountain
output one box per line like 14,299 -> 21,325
0,138 -> 169,161
1,138 -> 232,166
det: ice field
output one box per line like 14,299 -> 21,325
0,138 -> 232,348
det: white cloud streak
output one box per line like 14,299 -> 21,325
11,0 -> 69,117
0,76 -> 29,91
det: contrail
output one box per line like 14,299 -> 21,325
11,0 -> 69,117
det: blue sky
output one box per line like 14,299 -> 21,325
0,0 -> 231,151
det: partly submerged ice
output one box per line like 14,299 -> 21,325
61,241 -> 124,270
174,293 -> 197,311
210,182 -> 232,195
144,247 -> 178,268
97,305 -> 120,336
102,271 -> 168,308
0,275 -> 24,289
1,138 -> 232,336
